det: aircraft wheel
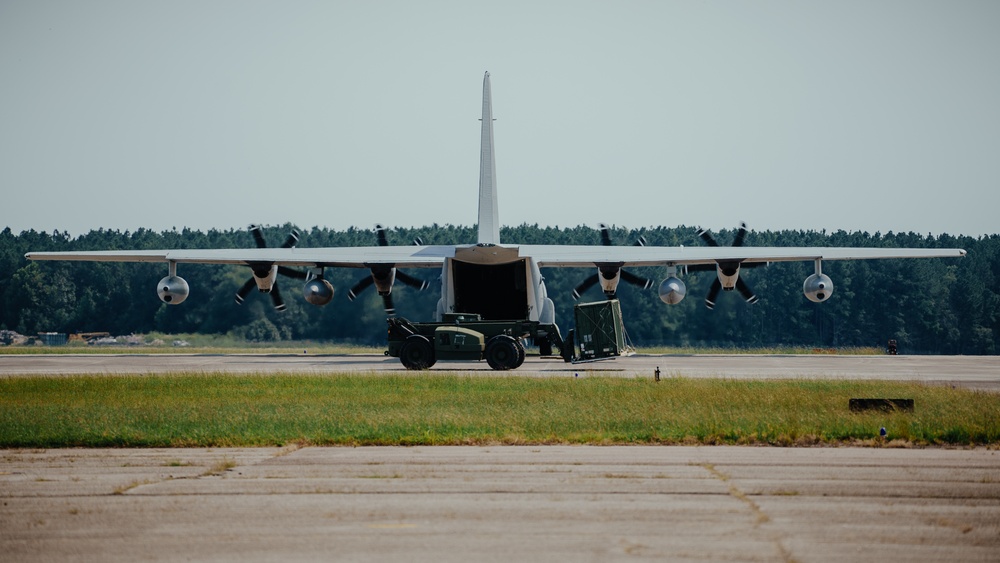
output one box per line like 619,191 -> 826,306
485,335 -> 520,370
399,335 -> 436,370
514,339 -> 526,368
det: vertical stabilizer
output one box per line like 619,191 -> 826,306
478,71 -> 500,245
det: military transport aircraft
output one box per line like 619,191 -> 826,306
26,72 -> 965,335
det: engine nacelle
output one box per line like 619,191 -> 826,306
157,275 -> 190,305
658,276 -> 687,305
717,263 -> 740,290
251,264 -> 278,293
803,273 -> 834,303
303,278 -> 334,306
598,265 -> 621,296
370,266 -> 396,296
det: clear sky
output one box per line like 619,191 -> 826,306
2,1 -> 997,238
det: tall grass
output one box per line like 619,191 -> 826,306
1,374 -> 996,447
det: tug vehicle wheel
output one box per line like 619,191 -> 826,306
399,335 -> 436,370
485,335 -> 520,370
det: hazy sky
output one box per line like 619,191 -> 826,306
2,1 -> 997,239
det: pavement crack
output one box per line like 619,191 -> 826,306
274,443 -> 305,457
111,478 -> 157,495
699,463 -> 796,563
700,463 -> 769,525
199,457 -> 237,477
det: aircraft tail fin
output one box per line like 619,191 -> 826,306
477,71 -> 500,245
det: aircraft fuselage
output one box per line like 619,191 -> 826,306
436,246 -> 554,324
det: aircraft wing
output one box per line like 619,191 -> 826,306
27,244 -> 967,270
520,245 -> 967,268
25,246 -> 458,269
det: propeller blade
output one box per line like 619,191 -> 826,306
735,277 -> 759,304
281,230 -> 300,249
598,223 -> 612,246
397,271 -> 429,291
235,278 -> 257,305
250,225 -> 267,249
732,222 -> 748,248
705,278 -> 722,310
277,266 -> 307,280
620,269 -> 654,289
348,276 -> 375,301
633,235 -> 647,247
382,293 -> 396,317
375,224 -> 388,247
573,274 -> 600,300
697,227 -> 719,247
269,283 -> 287,312
412,236 -> 423,246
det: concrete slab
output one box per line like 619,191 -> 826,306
2,446 -> 998,562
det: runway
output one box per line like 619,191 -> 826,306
2,353 -> 999,390
2,446 -> 998,562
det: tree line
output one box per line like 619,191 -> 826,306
1,224 -> 996,354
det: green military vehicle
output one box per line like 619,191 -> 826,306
385,300 -> 630,370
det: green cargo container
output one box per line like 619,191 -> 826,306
573,299 -> 627,361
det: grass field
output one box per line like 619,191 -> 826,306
2,373 -> 996,448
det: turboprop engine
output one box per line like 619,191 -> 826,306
715,262 -> 741,291
696,224 -> 760,309
573,224 -> 653,299
369,266 -> 396,296
597,265 -> 622,296
346,225 -> 429,317
803,259 -> 834,303
249,264 -> 278,293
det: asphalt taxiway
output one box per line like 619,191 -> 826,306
2,353 -> 999,390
